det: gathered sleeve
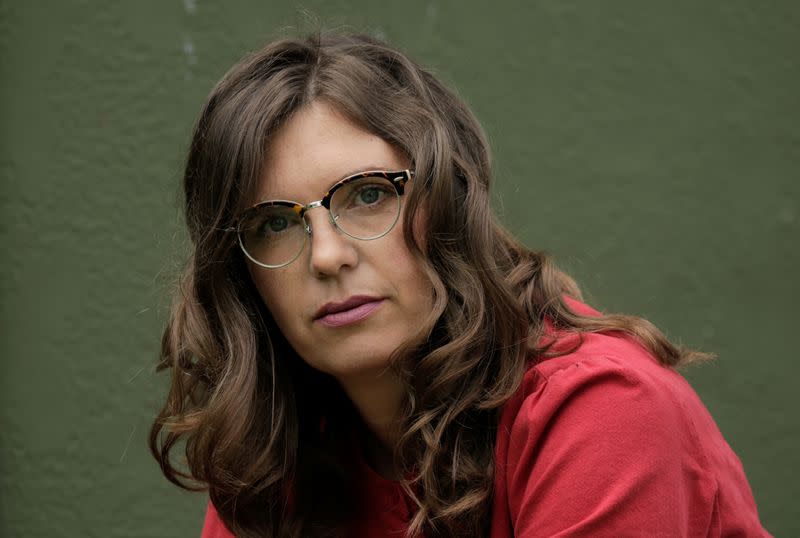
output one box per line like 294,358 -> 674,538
503,355 -> 722,537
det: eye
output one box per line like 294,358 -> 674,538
253,212 -> 300,238
357,186 -> 382,205
262,215 -> 288,233
348,183 -> 393,208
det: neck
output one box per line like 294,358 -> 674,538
338,368 -> 405,479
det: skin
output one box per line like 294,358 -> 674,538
247,101 -> 433,478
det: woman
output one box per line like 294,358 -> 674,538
150,32 -> 770,537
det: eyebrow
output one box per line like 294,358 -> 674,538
261,164 -> 401,202
336,164 -> 399,181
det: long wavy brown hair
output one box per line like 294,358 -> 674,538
149,31 -> 712,537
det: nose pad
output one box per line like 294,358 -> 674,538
301,207 -> 358,275
302,210 -> 340,236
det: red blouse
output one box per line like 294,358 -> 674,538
200,298 -> 771,537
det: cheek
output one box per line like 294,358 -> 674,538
247,263 -> 270,302
247,265 -> 296,328
391,239 -> 433,312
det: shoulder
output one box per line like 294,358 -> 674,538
493,332 -> 720,533
512,295 -> 697,420
492,299 -> 714,535
502,341 -> 697,466
510,296 -> 694,419
490,298 -> 773,536
501,297 -> 704,457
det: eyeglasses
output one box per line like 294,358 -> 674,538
233,169 -> 414,268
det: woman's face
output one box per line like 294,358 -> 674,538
247,101 -> 433,380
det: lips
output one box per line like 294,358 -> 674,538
314,295 -> 385,327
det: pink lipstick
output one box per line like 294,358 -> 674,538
315,296 -> 385,327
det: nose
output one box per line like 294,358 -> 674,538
303,208 -> 358,277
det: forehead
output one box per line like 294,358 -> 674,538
256,102 -> 407,202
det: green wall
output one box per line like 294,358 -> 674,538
1,1 -> 797,536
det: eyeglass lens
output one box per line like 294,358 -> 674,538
239,175 -> 401,268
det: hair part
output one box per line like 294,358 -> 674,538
150,31 -> 713,538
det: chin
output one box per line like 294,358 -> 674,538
311,341 -> 401,379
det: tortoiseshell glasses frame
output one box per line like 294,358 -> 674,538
232,169 -> 414,269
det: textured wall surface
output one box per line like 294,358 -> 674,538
0,1 -> 797,536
